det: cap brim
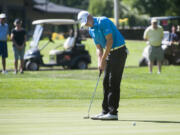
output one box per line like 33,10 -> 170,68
79,17 -> 87,28
80,22 -> 87,28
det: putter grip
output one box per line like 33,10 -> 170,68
99,70 -> 102,77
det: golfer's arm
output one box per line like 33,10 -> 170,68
96,44 -> 103,65
101,33 -> 113,62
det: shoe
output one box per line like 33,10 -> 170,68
157,71 -> 161,74
99,113 -> 118,120
91,113 -> 106,120
2,70 -> 8,74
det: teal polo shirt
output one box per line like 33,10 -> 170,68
89,17 -> 125,49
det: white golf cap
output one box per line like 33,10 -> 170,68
77,11 -> 89,27
0,13 -> 6,19
151,18 -> 157,23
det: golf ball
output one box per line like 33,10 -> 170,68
133,122 -> 136,126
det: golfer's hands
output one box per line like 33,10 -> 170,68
99,59 -> 106,72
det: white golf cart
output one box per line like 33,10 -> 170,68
24,19 -> 91,70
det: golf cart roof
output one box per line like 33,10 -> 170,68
32,19 -> 78,25
151,16 -> 180,21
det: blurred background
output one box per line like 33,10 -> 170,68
0,0 -> 180,40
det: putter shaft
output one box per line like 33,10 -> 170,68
86,71 -> 102,117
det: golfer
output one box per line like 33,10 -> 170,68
78,11 -> 127,120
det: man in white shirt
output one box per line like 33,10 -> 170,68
143,19 -> 164,74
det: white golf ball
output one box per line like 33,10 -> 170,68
133,122 -> 136,126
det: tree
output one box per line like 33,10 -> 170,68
50,0 -> 89,10
131,0 -> 180,17
132,0 -> 169,17
88,0 -> 113,17
165,0 -> 180,16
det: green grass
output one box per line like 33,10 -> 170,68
0,99 -> 180,135
0,66 -> 180,99
0,39 -> 180,135
1,39 -> 146,69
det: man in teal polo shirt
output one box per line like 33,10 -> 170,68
0,13 -> 9,74
78,11 -> 127,120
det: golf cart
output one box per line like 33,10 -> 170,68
24,19 -> 91,70
139,16 -> 180,66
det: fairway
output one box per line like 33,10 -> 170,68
0,40 -> 180,135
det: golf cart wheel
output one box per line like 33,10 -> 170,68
76,60 -> 88,69
25,61 -> 39,71
139,57 -> 148,67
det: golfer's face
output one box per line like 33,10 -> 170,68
85,16 -> 93,27
85,22 -> 90,27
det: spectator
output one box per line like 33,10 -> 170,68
175,25 -> 180,45
0,13 -> 9,74
169,26 -> 179,45
11,19 -> 26,74
143,19 -> 164,74
177,25 -> 180,37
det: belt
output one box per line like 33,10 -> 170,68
110,44 -> 125,51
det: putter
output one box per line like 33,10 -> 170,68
84,70 -> 102,119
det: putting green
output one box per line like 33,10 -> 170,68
0,98 -> 180,135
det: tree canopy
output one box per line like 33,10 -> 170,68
50,0 -> 180,17
49,0 -> 180,27
125,0 -> 180,17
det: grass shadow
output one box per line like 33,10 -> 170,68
119,119 -> 180,124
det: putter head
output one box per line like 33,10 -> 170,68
83,115 -> 90,119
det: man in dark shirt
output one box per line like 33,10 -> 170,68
11,19 -> 26,74
169,26 -> 179,45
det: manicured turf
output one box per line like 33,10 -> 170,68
0,66 -> 180,99
0,39 -> 146,69
0,99 -> 180,135
0,39 -> 180,135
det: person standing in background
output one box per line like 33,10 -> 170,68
143,19 -> 164,74
0,13 -> 9,74
11,19 -> 26,74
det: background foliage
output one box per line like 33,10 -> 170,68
49,0 -> 180,27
